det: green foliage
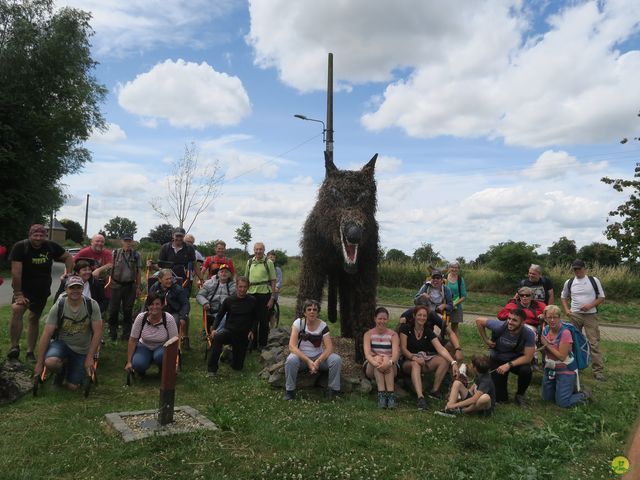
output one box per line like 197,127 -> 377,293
478,241 -> 541,282
268,249 -> 288,266
234,222 -> 252,254
0,0 -> 106,246
147,224 -> 173,245
385,248 -> 410,262
602,162 -> 640,262
547,236 -> 577,267
412,242 -> 441,265
578,242 -> 621,267
103,216 -> 137,239
59,218 -> 84,243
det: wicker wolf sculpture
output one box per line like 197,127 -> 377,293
296,153 -> 379,362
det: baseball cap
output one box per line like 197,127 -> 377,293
571,259 -> 586,269
122,233 -> 134,240
66,275 -> 84,288
218,264 -> 230,271
431,269 -> 443,278
173,227 -> 186,236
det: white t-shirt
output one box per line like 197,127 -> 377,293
561,276 -> 605,313
292,318 -> 330,358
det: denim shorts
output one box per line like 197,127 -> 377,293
45,340 -> 86,386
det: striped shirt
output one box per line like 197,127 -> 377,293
370,328 -> 396,357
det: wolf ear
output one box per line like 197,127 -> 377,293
361,154 -> 377,174
325,151 -> 338,174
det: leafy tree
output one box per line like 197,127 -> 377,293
269,249 -> 288,267
234,222 -> 252,255
480,241 -> 541,281
455,256 -> 467,266
0,0 -> 106,246
104,216 -> 137,239
578,242 -> 621,267
385,248 -> 410,262
412,243 -> 441,265
601,162 -> 640,262
150,142 -> 224,232
547,236 -> 577,267
59,218 -> 84,244
147,224 -> 174,245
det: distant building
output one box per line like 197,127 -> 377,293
45,218 -> 67,244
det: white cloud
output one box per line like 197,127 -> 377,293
89,122 -> 126,143
524,150 -> 608,180
117,59 -> 251,128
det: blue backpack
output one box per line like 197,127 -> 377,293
542,322 -> 591,370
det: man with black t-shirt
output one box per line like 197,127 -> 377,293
7,224 -> 73,361
519,264 -> 554,306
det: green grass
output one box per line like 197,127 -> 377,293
0,301 -> 638,479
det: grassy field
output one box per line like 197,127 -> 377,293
0,301 -> 638,479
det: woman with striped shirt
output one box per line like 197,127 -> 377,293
363,307 -> 400,409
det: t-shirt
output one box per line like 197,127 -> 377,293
400,308 -> 444,332
399,323 -> 438,355
203,255 -> 236,277
543,327 -> 575,375
46,297 -> 102,354
474,372 -> 496,410
9,239 -> 66,293
486,319 -> 536,362
519,277 -> 553,305
245,257 -> 276,294
561,276 -> 605,314
74,246 -> 113,268
214,295 -> 257,335
293,318 -> 330,358
130,312 -> 179,351
159,242 -> 196,279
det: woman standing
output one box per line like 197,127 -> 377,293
446,262 -> 467,333
363,307 -> 400,409
284,299 -> 342,400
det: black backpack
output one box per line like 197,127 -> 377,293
54,295 -> 94,339
566,276 -> 600,297
135,311 -> 169,341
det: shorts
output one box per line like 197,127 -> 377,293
450,308 -> 463,324
45,340 -> 86,386
13,291 -> 49,316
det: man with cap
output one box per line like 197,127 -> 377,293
7,225 -> 73,361
561,259 -> 606,381
106,233 -> 142,340
34,275 -> 103,390
414,269 -> 453,318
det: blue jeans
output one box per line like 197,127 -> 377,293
284,353 -> 342,392
541,368 -> 587,408
45,340 -> 86,386
131,344 -> 165,374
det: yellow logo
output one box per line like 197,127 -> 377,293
611,456 -> 630,475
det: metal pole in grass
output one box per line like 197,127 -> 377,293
159,336 -> 179,426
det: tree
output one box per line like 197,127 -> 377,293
104,216 -> 137,239
234,222 -> 252,255
412,243 -> 441,265
385,248 -> 410,262
270,249 -> 288,267
150,142 -> 224,232
601,162 -> 640,262
59,218 -> 84,244
547,236 -> 577,267
578,242 -> 621,267
480,241 -> 541,281
0,0 -> 106,246
147,224 -> 174,245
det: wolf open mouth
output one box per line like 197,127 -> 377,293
341,227 -> 359,266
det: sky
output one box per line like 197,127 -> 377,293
55,0 -> 640,262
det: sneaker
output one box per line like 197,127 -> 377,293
515,394 -> 528,407
378,392 -> 387,409
594,373 -> 606,382
6,346 -> 20,360
417,397 -> 428,410
435,408 -> 461,418
387,393 -> 398,410
284,390 -> 296,401
428,390 -> 443,400
25,351 -> 36,362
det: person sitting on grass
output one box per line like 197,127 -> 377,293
363,307 -> 400,409
400,304 -> 459,410
124,293 -> 179,376
438,354 -> 495,417
283,299 -> 342,401
33,275 -> 103,391
540,305 -> 590,408
476,308 -> 535,406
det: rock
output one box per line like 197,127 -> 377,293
0,360 -> 33,405
268,371 -> 284,388
267,360 -> 285,374
357,378 -> 372,394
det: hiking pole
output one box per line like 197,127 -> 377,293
202,305 -> 212,361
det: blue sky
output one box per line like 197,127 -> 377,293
56,0 -> 640,262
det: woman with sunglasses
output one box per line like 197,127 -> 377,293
497,286 -> 545,331
283,299 -> 342,401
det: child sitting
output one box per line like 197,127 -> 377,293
437,354 -> 495,417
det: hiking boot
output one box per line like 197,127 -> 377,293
387,392 -> 397,410
378,392 -> 387,409
594,373 -> 606,382
515,394 -> 528,407
284,390 -> 296,401
6,346 -> 20,360
25,351 -> 36,362
428,390 -> 443,401
206,370 -> 216,378
417,397 -> 428,410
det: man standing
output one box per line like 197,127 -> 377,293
106,233 -> 142,341
245,242 -> 276,350
184,233 -> 204,288
561,259 -> 606,381
414,270 -> 453,318
520,264 -> 554,306
202,240 -> 236,280
75,233 -> 112,311
7,224 -> 73,361
157,227 -> 203,287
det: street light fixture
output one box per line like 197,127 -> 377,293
294,114 -> 327,144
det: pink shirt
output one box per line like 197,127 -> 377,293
543,328 -> 574,375
130,312 -> 179,351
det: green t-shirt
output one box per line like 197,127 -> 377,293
245,257 -> 276,294
46,297 -> 102,354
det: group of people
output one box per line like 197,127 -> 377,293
5,224 -> 606,414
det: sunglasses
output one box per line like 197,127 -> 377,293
519,294 -> 532,297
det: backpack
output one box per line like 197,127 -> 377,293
54,295 -> 94,339
491,321 -> 526,354
246,258 -> 272,289
566,276 -> 600,299
542,322 -> 591,370
135,311 -> 169,341
111,248 -> 140,281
